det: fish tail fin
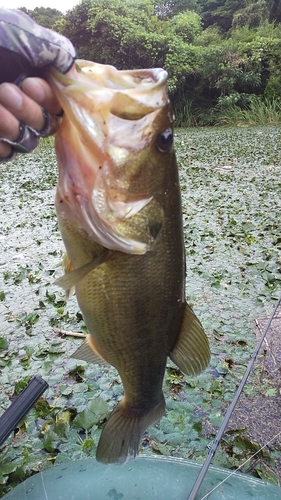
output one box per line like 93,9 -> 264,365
96,396 -> 165,464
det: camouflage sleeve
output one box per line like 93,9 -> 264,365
0,8 -> 76,84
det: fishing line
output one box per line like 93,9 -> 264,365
187,292 -> 281,500
199,429 -> 281,500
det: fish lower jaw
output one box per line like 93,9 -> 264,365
56,187 -> 154,254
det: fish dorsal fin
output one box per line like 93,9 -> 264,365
169,304 -> 210,375
71,336 -> 108,365
54,249 -> 113,291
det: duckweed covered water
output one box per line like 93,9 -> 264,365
0,126 -> 281,496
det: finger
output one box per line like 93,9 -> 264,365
0,103 -> 19,158
0,141 -> 12,160
0,83 -> 46,131
0,103 -> 20,140
21,77 -> 61,116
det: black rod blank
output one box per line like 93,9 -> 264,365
0,375 -> 49,447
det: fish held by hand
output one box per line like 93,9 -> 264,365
48,61 -> 210,465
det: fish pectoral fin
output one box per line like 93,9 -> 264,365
169,303 -> 210,376
96,396 -> 165,464
70,336 -> 108,365
54,249 -> 113,291
61,253 -> 75,300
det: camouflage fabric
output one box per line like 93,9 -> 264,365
0,9 -> 76,162
0,8 -> 76,84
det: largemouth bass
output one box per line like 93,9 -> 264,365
48,61 -> 210,464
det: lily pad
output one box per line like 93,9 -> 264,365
0,338 -> 8,350
73,398 -> 109,430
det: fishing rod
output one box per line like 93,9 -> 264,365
199,429 -> 281,500
187,293 -> 281,500
0,375 -> 49,447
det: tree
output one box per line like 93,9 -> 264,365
19,7 -> 63,30
154,0 -> 199,18
232,0 -> 271,28
198,0 -> 248,30
50,0 -> 281,120
168,11 -> 202,42
55,1 -> 93,59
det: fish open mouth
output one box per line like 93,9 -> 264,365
48,61 -> 169,254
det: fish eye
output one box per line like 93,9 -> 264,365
157,129 -> 173,153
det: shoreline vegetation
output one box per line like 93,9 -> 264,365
20,0 -> 281,127
175,96 -> 281,127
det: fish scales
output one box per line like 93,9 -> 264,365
58,150 -> 183,403
48,61 -> 210,464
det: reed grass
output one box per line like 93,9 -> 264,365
215,97 -> 281,126
174,100 -> 195,127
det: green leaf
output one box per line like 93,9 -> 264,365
0,337 -> 8,349
193,421 -> 202,433
265,388 -> 277,397
54,421 -> 69,439
73,398 -> 109,429
0,463 -> 18,476
73,409 -> 97,430
14,376 -> 30,395
82,438 -> 95,452
43,430 -> 58,453
209,412 -> 223,426
254,468 -> 279,485
60,384 -> 73,396
88,398 -> 109,417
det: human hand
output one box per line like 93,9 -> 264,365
0,8 -> 76,162
0,78 -> 62,160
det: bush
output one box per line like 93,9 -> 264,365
264,75 -> 281,99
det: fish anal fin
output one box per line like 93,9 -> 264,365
169,304 -> 210,376
71,335 -> 108,365
96,396 -> 165,464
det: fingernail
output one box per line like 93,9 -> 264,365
0,84 -> 23,110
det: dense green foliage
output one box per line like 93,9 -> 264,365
18,0 -> 281,124
19,6 -> 63,30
